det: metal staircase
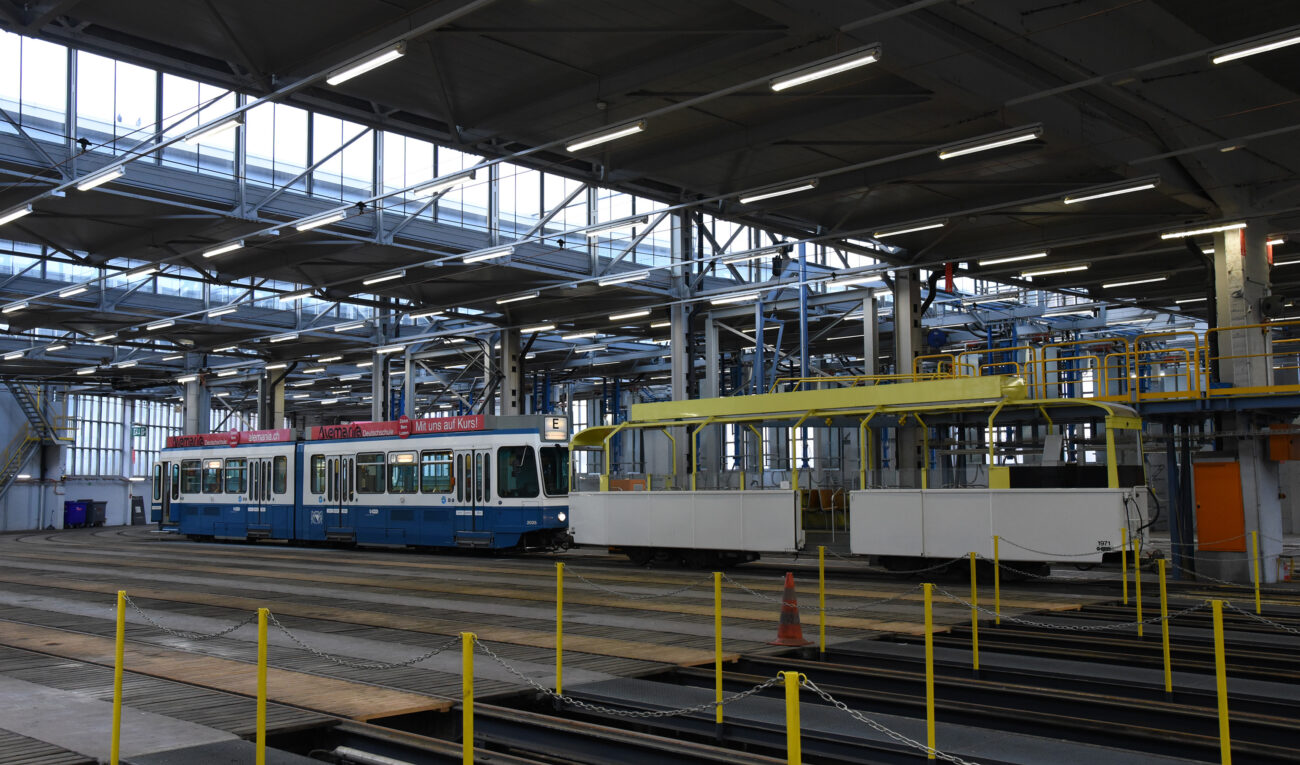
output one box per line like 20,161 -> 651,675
0,384 -> 72,502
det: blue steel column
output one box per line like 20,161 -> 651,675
799,242 -> 809,379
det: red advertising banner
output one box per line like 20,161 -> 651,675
165,428 -> 296,448
308,415 -> 486,441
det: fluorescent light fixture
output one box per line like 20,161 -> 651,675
203,240 -> 244,258
1103,276 -> 1167,289
521,323 -> 555,333
376,345 -> 405,354
266,362 -> 288,370
356,360 -> 374,367
318,398 -> 339,405
562,331 -> 598,340
586,216 -> 649,238
146,319 -> 175,331
301,366 -> 326,374
115,360 -> 137,369
326,43 -> 405,86
76,367 -> 97,375
126,266 -> 158,280
317,355 -> 343,363
711,292 -> 761,305
47,344 -> 68,352
769,44 -> 882,91
738,179 -> 819,205
213,392 -> 230,398
1042,308 -> 1095,318
0,204 -> 33,226
576,345 -> 606,354
978,252 -> 1048,266
1273,258 -> 1300,267
216,369 -> 239,377
409,308 -> 443,320
497,291 -> 539,304
363,270 -> 405,285
75,165 -> 125,191
208,306 -> 238,318
339,373 -> 362,381
213,345 -> 239,353
2,301 -> 29,314
279,290 -> 312,302
650,321 -> 671,328
15,474 -> 30,480
963,291 -> 1020,305
291,393 -> 310,399
1175,297 -> 1207,304
1268,237 -> 1286,246
1111,317 -> 1154,325
938,125 -> 1043,160
834,275 -> 885,288
59,285 -> 89,298
175,374 -> 198,383
874,220 -> 947,238
1212,32 -> 1300,65
185,116 -> 243,144
333,321 -> 367,332
161,353 -> 182,360
290,379 -> 315,387
269,333 -> 298,343
412,169 -> 476,198
1161,222 -> 1247,239
566,121 -> 646,153
1021,265 -> 1089,278
610,310 -> 650,321
722,248 -> 780,265
597,271 -> 651,286
1063,179 -> 1159,205
3,350 -> 24,360
295,211 -> 346,232
92,333 -> 118,343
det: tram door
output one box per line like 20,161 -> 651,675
153,461 -> 175,525
454,449 -> 489,532
247,458 -> 271,527
324,455 -> 355,535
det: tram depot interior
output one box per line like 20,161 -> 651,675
1,2 -> 1300,764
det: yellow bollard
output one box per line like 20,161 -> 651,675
1121,528 -> 1129,606
1135,537 -> 1144,638
818,546 -> 826,657
555,561 -> 564,696
782,671 -> 801,765
924,582 -> 935,760
462,632 -> 475,765
110,590 -> 125,765
1158,559 -> 1172,698
1212,600 -> 1232,765
1251,531 -> 1261,615
257,607 -> 267,765
992,535 -> 1001,626
968,553 -> 979,673
714,571 -> 723,727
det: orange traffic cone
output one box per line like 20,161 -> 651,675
768,571 -> 814,646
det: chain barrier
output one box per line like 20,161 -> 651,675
124,594 -> 258,641
933,587 -> 1209,631
975,555 -> 1103,584
995,538 -> 1110,558
265,611 -> 460,669
566,567 -> 710,600
800,677 -> 983,765
1164,559 -> 1255,589
1222,601 -> 1300,635
473,636 -> 781,717
720,572 -> 922,613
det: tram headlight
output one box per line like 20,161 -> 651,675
557,512 -> 567,522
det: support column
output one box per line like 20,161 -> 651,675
670,302 -> 690,484
183,380 -> 209,435
893,273 -> 924,487
862,292 -> 879,375
498,328 -> 521,416
1210,225 -> 1283,582
370,352 -> 388,421
266,374 -> 285,429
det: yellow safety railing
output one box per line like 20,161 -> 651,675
768,371 -> 954,393
1,423 -> 36,482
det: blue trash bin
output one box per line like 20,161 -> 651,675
63,501 -> 88,528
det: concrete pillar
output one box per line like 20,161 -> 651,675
670,302 -> 690,484
498,328 -> 521,416
265,374 -> 285,429
183,380 -> 209,435
370,352 -> 388,421
893,273 -> 924,486
862,293 -> 879,375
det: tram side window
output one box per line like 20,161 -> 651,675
181,460 -> 201,493
224,458 -> 247,494
540,446 -> 569,497
202,459 -> 223,494
421,450 -> 453,493
152,464 -> 162,501
310,455 -> 325,494
356,452 -> 385,494
497,446 -> 539,498
273,456 -> 288,494
389,452 -> 417,494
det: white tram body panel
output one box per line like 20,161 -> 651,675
570,490 -> 804,554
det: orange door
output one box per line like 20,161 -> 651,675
1192,461 -> 1246,552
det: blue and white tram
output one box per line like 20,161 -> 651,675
151,414 -> 572,551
